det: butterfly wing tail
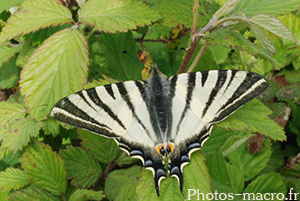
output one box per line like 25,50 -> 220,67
118,138 -> 167,196
168,127 -> 211,196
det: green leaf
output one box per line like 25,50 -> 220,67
0,0 -> 72,44
15,40 -> 37,68
227,138 -> 272,181
262,142 -> 285,173
250,23 -> 275,55
21,142 -> 67,195
234,0 -> 300,17
278,13 -> 300,42
0,56 -> 21,89
69,189 -> 105,201
207,45 -> 231,64
8,184 -> 61,201
221,134 -> 253,156
0,102 -> 26,137
251,14 -> 295,42
24,25 -> 71,46
105,166 -> 141,200
288,103 -> 300,147
60,146 -> 102,188
243,173 -> 287,201
206,150 -> 244,193
0,0 -> 24,13
153,0 -> 194,27
79,130 -> 123,164
218,99 -> 286,141
0,153 -> 19,171
202,127 -> 233,158
0,43 -> 22,68
211,179 -> 244,201
214,0 -> 241,19
1,116 -> 44,153
262,35 -> 290,70
136,170 -> 183,200
78,0 -> 160,33
205,28 -> 281,67
136,152 -> 211,200
276,84 -> 300,102
92,32 -> 142,80
0,168 -> 30,191
0,191 -> 8,201
41,118 -> 60,136
182,152 -> 211,197
20,28 -> 89,121
193,45 -> 219,71
278,69 -> 300,85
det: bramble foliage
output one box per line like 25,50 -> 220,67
0,0 -> 299,200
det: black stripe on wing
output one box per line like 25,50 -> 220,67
51,94 -> 120,137
176,72 -> 196,134
201,70 -> 227,118
104,84 -> 115,99
86,87 -> 126,130
116,81 -> 153,139
212,71 -> 268,123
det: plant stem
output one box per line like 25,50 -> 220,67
177,16 -> 216,74
191,0 -> 199,36
61,192 -> 66,201
187,41 -> 208,73
178,0 -> 242,74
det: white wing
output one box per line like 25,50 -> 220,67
167,70 -> 268,194
51,80 -> 167,196
51,81 -> 158,147
168,70 -> 268,145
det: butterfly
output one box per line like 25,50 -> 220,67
51,65 -> 268,196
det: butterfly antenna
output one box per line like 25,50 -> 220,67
157,47 -> 186,67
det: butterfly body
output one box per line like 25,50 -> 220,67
51,66 -> 268,196
143,66 -> 172,146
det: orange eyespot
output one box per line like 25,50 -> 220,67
156,145 -> 164,155
167,143 -> 175,153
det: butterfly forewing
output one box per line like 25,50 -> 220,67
51,81 -> 158,146
168,70 -> 268,143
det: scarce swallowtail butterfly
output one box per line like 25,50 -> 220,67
51,64 -> 268,196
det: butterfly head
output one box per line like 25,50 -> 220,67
145,63 -> 167,81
